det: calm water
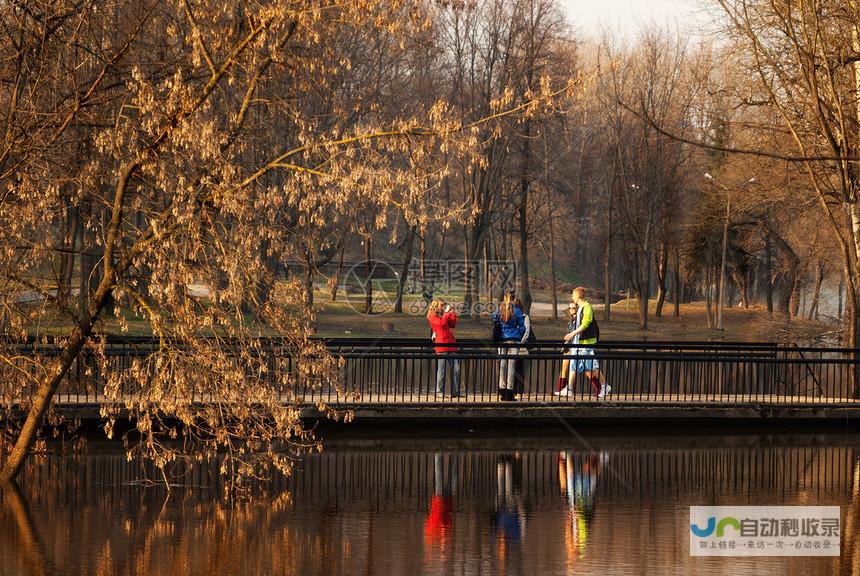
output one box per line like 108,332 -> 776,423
1,429 -> 859,575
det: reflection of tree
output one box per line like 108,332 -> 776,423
1,481 -> 50,576
558,451 -> 606,563
846,457 -> 860,574
2,442 -> 857,574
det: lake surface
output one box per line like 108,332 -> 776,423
1,428 -> 859,575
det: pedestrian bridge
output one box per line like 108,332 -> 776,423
5,338 -> 860,421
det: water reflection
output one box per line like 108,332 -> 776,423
492,454 -> 525,567
559,451 -> 606,563
0,433 -> 858,575
424,453 -> 456,566
1,480 -> 51,576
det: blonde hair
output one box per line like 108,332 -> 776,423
572,287 -> 587,301
499,292 -> 515,322
427,299 -> 444,320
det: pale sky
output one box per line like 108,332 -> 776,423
562,0 -> 718,40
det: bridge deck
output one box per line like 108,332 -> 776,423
22,393 -> 860,422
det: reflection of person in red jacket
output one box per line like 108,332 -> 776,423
424,495 -> 453,546
424,453 -> 457,550
427,299 -> 461,397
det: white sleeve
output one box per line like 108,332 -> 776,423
520,314 -> 531,343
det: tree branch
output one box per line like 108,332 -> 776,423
619,99 -> 860,163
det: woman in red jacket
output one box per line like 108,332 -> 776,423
427,299 -> 461,397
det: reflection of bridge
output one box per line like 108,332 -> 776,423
5,338 -> 860,419
15,436 -> 860,506
6,436 -> 860,575
288,438 -> 860,506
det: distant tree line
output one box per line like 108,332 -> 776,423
322,1 -> 850,339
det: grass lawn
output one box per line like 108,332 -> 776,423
315,289 -> 839,343
21,286 -> 838,345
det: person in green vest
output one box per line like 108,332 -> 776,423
555,287 -> 610,398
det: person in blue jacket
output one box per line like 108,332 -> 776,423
493,289 -> 525,401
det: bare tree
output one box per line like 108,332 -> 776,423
717,1 -> 860,362
606,30 -> 700,329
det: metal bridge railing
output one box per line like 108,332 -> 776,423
2,338 -> 858,406
318,340 -> 857,404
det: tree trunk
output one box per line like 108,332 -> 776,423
329,243 -> 345,302
672,247 -> 681,317
655,242 -> 668,318
838,279 -> 845,319
842,261 -> 860,397
765,235 -> 774,314
768,231 -> 798,318
705,264 -> 714,329
847,285 -> 860,398
484,238 -> 493,313
420,233 -> 430,306
57,201 -> 79,305
603,231 -> 612,323
778,273 -> 794,317
801,282 -> 806,317
717,197 -> 730,330
518,122 -> 532,313
462,226 -> 485,320
547,194 -> 558,321
79,203 -> 105,315
302,248 -> 315,325
253,241 -> 275,321
638,247 -> 651,330
1,266 -> 116,482
394,226 -> 416,314
731,269 -> 750,309
464,251 -> 477,318
789,272 -> 803,318
807,260 -> 825,320
604,181 -> 614,323
850,13 -> 860,396
364,236 -> 373,315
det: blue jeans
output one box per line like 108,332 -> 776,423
436,353 -> 461,395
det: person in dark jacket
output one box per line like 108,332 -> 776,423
492,290 -> 525,401
556,302 -> 577,393
428,299 -> 460,397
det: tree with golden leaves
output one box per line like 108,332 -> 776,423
0,0 -> 572,487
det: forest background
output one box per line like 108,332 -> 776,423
1,0 -> 857,484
